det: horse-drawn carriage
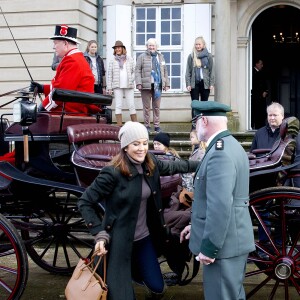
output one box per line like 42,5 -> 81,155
0,90 -> 299,299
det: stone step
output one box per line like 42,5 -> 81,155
146,123 -> 255,158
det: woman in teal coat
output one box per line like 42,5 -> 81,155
78,121 -> 198,300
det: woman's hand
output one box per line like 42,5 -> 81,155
94,240 -> 108,256
187,86 -> 192,92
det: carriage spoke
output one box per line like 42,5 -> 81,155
246,275 -> 273,298
0,279 -> 13,294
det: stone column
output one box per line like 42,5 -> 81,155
215,0 -> 231,106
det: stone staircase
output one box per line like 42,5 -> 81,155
147,123 -> 255,159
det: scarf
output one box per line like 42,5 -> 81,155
193,48 -> 209,68
114,54 -> 127,69
150,51 -> 162,100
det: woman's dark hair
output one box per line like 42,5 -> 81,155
109,149 -> 155,176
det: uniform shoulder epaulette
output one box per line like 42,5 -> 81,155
215,139 -> 224,150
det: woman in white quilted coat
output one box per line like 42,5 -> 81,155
107,41 -> 137,126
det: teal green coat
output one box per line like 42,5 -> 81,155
78,153 -> 198,300
189,131 -> 255,259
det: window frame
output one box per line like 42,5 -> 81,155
133,5 -> 183,91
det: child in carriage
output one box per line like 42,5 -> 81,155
153,130 -> 205,285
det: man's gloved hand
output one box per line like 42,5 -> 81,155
29,81 -> 44,93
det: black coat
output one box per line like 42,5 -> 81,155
250,124 -> 280,152
78,153 -> 198,300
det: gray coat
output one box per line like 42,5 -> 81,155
185,51 -> 215,89
135,51 -> 170,89
78,153 -> 198,300
189,131 -> 255,259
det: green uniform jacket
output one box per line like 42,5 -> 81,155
78,153 -> 198,300
189,131 -> 255,259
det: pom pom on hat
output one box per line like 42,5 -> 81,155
153,132 -> 170,148
118,121 -> 149,149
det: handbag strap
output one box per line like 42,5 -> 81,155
82,252 -> 107,288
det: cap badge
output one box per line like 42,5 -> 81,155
60,25 -> 68,36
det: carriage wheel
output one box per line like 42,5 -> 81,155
0,213 -> 28,300
246,186 -> 300,299
15,190 -> 102,274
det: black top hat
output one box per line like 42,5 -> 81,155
50,25 -> 80,44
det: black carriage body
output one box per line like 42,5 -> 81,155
0,90 -> 300,299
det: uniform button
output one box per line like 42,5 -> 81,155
88,222 -> 93,228
153,191 -> 157,195
196,177 -> 199,179
163,224 -> 167,227
245,201 -> 248,204
106,225 -> 111,230
158,208 -> 162,212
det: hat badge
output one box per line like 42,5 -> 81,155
60,25 -> 68,36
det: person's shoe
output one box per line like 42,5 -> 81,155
154,127 -> 161,132
145,126 -> 151,133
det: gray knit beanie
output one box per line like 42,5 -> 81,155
118,121 -> 149,148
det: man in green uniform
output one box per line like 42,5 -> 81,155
180,101 -> 255,299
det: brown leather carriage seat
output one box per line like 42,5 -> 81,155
67,124 -> 182,200
248,116 -> 299,172
248,117 -> 300,192
67,123 -> 121,187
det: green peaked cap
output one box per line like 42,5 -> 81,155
191,100 -> 232,117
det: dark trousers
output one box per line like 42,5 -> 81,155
251,96 -> 267,129
190,81 -> 210,118
131,236 -> 164,293
94,84 -> 103,94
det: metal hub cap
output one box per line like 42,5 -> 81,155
275,258 -> 293,279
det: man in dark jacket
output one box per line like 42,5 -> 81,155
250,102 -> 284,152
251,59 -> 269,129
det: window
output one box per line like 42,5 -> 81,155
134,6 -> 182,91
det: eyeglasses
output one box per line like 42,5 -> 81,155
191,115 -> 203,129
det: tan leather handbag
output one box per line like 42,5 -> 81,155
179,188 -> 194,207
65,253 -> 107,300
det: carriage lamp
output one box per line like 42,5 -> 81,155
13,97 -> 37,126
13,96 -> 37,163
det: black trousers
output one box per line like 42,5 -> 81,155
190,81 -> 210,118
251,96 -> 267,129
94,84 -> 103,94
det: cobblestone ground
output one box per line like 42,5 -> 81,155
20,257 -> 299,300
